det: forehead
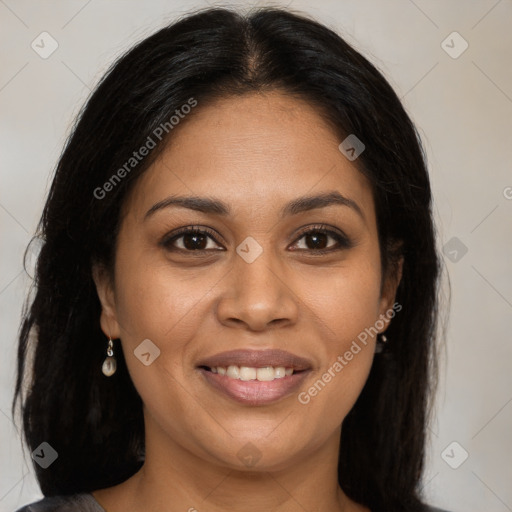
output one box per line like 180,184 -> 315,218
124,92 -> 375,222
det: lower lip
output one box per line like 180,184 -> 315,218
198,368 -> 311,406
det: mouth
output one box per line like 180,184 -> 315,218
196,349 -> 313,406
199,364 -> 301,381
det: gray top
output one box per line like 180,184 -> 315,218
14,492 -> 450,511
14,493 -> 104,512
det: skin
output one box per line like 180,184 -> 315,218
92,91 -> 402,512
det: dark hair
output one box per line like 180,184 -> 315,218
13,6 -> 440,512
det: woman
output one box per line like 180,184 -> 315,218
13,6 -> 446,512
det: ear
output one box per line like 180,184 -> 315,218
92,263 -> 121,339
377,253 -> 404,333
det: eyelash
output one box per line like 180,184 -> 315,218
160,224 -> 353,256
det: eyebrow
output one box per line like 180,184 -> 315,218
144,191 -> 364,221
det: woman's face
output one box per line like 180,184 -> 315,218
94,91 -> 401,472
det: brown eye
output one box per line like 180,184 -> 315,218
300,231 -> 331,250
291,225 -> 352,254
179,232 -> 210,250
161,227 -> 224,252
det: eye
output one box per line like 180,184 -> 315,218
161,224 -> 352,255
290,224 -> 352,254
161,226 -> 224,252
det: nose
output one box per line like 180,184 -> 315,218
216,245 -> 299,332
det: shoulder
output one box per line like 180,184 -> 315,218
14,493 -> 105,512
425,506 -> 451,512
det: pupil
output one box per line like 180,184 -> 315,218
307,232 -> 327,250
184,233 -> 206,250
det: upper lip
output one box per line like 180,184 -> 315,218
196,349 -> 313,371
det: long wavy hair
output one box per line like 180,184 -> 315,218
12,7 -> 440,512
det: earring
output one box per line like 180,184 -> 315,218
102,336 -> 117,376
375,333 -> 388,354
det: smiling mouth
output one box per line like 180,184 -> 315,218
197,365 -> 311,406
195,348 -> 313,405
199,365 -> 304,382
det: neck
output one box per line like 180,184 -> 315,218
93,415 -> 368,512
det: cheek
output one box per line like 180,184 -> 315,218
112,239 -> 220,344
110,242 -> 218,400
294,257 -> 382,426
302,256 -> 383,347
111,256 -> 213,426
334,271 -> 381,339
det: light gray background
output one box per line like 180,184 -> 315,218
1,1 -> 511,511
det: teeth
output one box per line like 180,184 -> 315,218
257,367 -> 277,381
239,366 -> 257,380
274,367 -> 286,379
210,365 -> 295,381
226,365 -> 240,379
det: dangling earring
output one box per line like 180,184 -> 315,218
375,333 -> 388,353
102,336 -> 117,376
